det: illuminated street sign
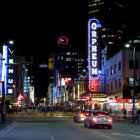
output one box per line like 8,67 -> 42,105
88,18 -> 101,91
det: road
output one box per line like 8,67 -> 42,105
0,113 -> 140,140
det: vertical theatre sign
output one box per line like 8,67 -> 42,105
88,18 -> 101,91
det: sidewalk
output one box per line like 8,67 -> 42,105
111,113 -> 140,126
0,117 -> 14,131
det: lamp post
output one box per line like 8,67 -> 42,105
125,44 -> 136,123
1,40 -> 14,123
132,46 -> 136,123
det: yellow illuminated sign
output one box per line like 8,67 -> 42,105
48,58 -> 54,70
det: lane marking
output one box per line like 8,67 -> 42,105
113,132 -> 140,139
113,133 -> 126,136
92,130 -> 116,140
0,123 -> 17,138
51,136 -> 54,140
131,135 -> 140,139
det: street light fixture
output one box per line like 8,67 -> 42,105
8,40 -> 14,45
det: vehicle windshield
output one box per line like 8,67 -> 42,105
83,111 -> 92,116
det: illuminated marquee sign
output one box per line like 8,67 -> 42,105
2,45 -> 8,95
7,58 -> 14,94
88,18 -> 101,91
57,72 -> 60,99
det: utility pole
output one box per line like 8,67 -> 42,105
1,81 -> 6,123
132,46 -> 136,123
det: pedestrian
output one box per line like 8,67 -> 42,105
123,109 -> 127,119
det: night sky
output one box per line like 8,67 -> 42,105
0,0 -> 88,98
0,1 -> 88,56
0,0 -> 139,98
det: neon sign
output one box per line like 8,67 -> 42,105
88,18 -> 101,91
58,35 -> 69,46
2,45 -> 8,95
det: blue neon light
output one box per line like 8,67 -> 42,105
88,18 -> 101,91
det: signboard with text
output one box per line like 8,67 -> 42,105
88,18 -> 101,91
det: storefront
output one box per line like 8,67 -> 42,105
106,99 -> 140,114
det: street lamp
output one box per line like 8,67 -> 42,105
125,43 -> 136,123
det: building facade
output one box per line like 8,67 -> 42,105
104,49 -> 140,113
88,0 -> 128,58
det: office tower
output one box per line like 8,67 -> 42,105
88,0 -> 128,58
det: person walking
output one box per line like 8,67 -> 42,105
123,109 -> 127,119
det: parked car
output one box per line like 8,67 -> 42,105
84,110 -> 113,129
74,110 -> 91,123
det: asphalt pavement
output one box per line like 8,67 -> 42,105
0,112 -> 140,140
0,116 -> 140,140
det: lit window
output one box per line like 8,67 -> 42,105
129,78 -> 133,87
108,42 -> 114,44
58,56 -> 60,60
61,56 -> 63,60
110,67 -> 113,75
66,52 -> 71,55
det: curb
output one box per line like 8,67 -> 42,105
0,122 -> 17,135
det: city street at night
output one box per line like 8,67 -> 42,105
0,113 -> 140,140
0,0 -> 140,140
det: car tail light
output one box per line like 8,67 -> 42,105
80,113 -> 85,118
98,114 -> 105,117
108,118 -> 112,123
85,113 -> 89,116
92,117 -> 97,122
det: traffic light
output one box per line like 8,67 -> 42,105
86,95 -> 91,101
64,78 -> 68,84
21,95 -> 24,100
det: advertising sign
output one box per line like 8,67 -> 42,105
88,18 -> 101,91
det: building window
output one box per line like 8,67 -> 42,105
115,80 -> 117,90
107,69 -> 109,76
107,84 -> 109,92
58,56 -> 60,60
129,78 -> 139,87
118,62 -> 121,71
110,67 -> 113,75
111,82 -> 113,91
129,78 -> 133,87
119,78 -> 121,88
61,56 -> 63,60
129,60 -> 138,69
114,64 -> 117,73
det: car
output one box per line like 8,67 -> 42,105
74,110 -> 91,123
84,110 -> 113,129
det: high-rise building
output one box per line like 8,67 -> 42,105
47,35 -> 88,105
88,0 -> 128,58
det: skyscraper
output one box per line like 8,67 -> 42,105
88,0 -> 128,58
